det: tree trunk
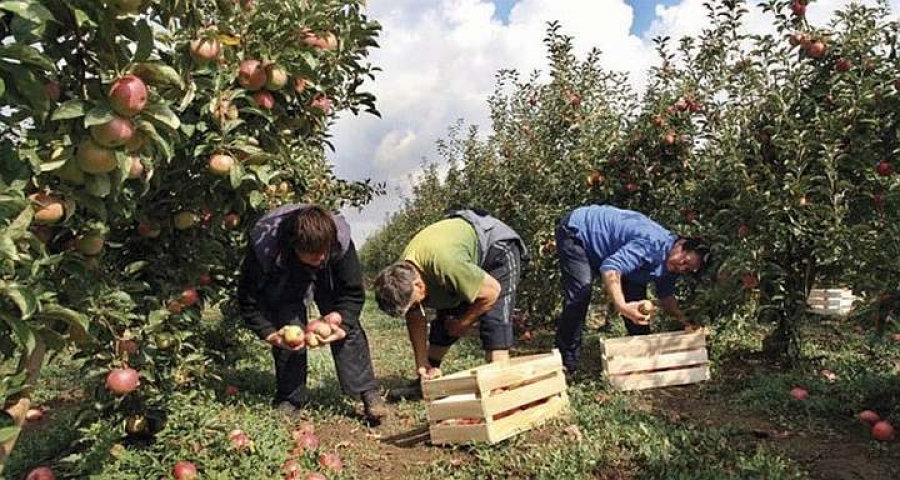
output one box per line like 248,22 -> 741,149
0,339 -> 47,475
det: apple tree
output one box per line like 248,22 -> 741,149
0,0 -> 380,469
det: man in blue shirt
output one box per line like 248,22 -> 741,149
555,205 -> 711,377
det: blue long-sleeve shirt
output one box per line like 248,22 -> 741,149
565,205 -> 678,297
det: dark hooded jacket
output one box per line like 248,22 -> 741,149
236,204 -> 364,340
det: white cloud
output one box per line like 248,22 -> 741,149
330,0 -> 900,244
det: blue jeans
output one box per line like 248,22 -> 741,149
554,215 -> 651,375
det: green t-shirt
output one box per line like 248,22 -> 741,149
402,218 -> 485,310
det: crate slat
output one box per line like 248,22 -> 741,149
608,364 -> 709,391
426,393 -> 483,421
601,330 -> 706,358
422,376 -> 479,400
485,392 -> 569,444
477,354 -> 563,392
482,372 -> 566,416
603,348 -> 708,376
429,422 -> 491,444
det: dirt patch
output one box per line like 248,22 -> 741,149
645,385 -> 900,480
313,408 -> 471,479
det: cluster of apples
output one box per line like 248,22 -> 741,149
281,317 -> 346,350
790,386 -> 895,442
283,421 -> 343,479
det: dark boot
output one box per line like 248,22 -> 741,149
386,378 -> 423,402
361,389 -> 389,420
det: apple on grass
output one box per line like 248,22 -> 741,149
872,421 -> 894,441
789,387 -> 808,401
172,460 -> 198,479
859,410 -> 880,426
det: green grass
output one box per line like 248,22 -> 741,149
6,295 -> 900,479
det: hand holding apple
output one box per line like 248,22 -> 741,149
621,301 -> 653,325
303,319 -> 346,348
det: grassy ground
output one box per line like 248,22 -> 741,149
6,295 -> 900,479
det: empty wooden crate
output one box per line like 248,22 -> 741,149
807,288 -> 856,316
601,330 -> 710,391
422,350 -> 569,445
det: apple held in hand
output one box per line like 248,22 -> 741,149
637,300 -> 657,316
282,325 -> 305,349
307,320 -> 333,338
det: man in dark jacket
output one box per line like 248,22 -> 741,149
237,203 -> 387,421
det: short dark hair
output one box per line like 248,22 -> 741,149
373,261 -> 418,317
681,237 -> 712,274
279,205 -> 336,254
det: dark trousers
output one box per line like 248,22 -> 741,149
554,216 -> 650,374
272,307 -> 379,406
429,240 -> 522,351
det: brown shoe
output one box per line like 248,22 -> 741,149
361,389 -> 389,420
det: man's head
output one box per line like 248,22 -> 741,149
666,237 -> 711,275
373,261 -> 426,317
279,205 -> 336,268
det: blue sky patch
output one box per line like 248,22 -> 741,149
493,0 -> 682,36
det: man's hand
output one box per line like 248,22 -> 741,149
619,301 -> 652,325
322,312 -> 342,326
417,366 -> 442,381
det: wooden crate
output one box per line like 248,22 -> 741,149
601,330 -> 710,391
422,350 -> 569,445
807,288 -> 856,316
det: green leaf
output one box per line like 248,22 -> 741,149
249,190 -> 265,209
0,426 -> 21,444
123,260 -> 149,276
71,7 -> 92,28
12,68 -> 49,114
229,160 -> 243,189
84,104 -> 116,127
177,81 -> 196,112
0,311 -> 36,353
148,309 -> 168,329
130,63 -> 184,89
85,173 -> 111,198
8,202 -> 33,237
0,235 -> 18,261
0,44 -> 57,72
51,99 -> 87,120
136,119 -> 172,160
0,77 -> 5,98
143,103 -> 181,130
37,304 -> 89,339
0,1 -> 54,23
1,284 -> 37,319
39,147 -> 70,172
299,51 -> 319,71
134,20 -> 153,63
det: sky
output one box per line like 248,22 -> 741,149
328,0 -> 900,244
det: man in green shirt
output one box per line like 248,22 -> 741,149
374,209 -> 527,383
